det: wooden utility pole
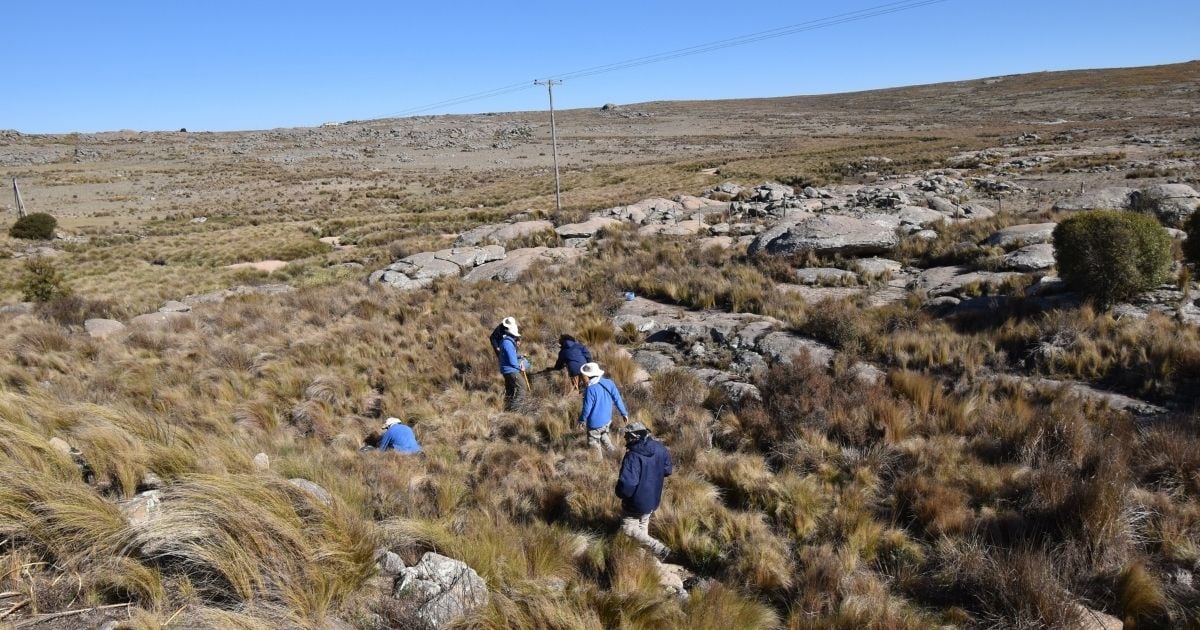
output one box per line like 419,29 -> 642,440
12,178 -> 27,218
533,79 -> 563,213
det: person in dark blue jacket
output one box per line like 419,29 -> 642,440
378,417 -> 422,454
578,362 -> 628,452
615,422 -> 672,558
490,316 -> 527,411
553,334 -> 593,393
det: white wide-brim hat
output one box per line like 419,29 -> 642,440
501,316 -> 520,337
580,362 -> 604,378
383,417 -> 402,428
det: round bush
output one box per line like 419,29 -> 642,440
1183,210 -> 1200,267
1053,210 -> 1172,307
9,212 -> 58,240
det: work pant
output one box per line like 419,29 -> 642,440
586,425 -> 614,452
565,372 -> 588,395
503,372 -> 528,411
621,510 -> 668,556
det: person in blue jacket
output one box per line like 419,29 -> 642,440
553,334 -> 593,393
615,422 -> 672,558
490,316 -> 527,411
379,417 -> 422,454
578,362 -> 628,452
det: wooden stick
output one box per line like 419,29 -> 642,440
1,599 -> 29,620
0,592 -> 22,599
14,602 -> 130,627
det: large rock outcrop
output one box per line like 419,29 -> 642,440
1134,183 -> 1199,227
454,220 -> 554,247
748,214 -> 900,257
394,553 -> 489,629
463,247 -> 585,283
368,246 -> 505,290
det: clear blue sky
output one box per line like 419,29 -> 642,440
6,0 -> 1198,133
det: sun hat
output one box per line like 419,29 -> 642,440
383,417 -> 402,428
580,362 -> 604,378
501,316 -> 520,337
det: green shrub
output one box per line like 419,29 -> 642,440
9,212 -> 58,240
1053,211 -> 1172,307
20,257 -> 72,302
1183,210 -> 1200,266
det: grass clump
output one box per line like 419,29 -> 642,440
1053,210 -> 1172,307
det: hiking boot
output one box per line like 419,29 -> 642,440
654,545 -> 673,562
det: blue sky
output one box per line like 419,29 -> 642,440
6,0 -> 1198,133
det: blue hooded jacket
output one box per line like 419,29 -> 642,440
553,339 -> 593,376
579,377 -> 628,429
615,436 -> 672,514
379,424 -> 421,454
491,326 -> 521,375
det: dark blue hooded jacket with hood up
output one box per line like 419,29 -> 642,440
615,435 -> 672,515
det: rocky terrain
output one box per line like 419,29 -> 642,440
1,61 -> 1199,629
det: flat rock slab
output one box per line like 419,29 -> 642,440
129,311 -> 191,330
555,216 -> 623,239
983,223 -> 1057,248
226,260 -> 288,273
911,266 -> 1023,298
85,318 -> 127,339
370,245 -> 506,289
1053,187 -> 1137,211
749,213 -> 900,257
463,247 -> 584,283
1001,243 -> 1056,271
778,283 -> 866,304
454,220 -> 554,247
794,267 -> 858,286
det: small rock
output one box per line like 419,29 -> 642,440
119,490 -> 163,527
253,452 -> 270,471
795,267 -> 857,285
140,472 -> 164,490
375,548 -> 406,575
853,257 -> 903,277
288,478 -> 332,505
554,216 -> 623,239
48,437 -> 73,455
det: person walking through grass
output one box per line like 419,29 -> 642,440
615,422 -> 672,559
378,417 -> 422,455
553,334 -> 593,394
578,362 -> 628,452
491,316 -> 527,411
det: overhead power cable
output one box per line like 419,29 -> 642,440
375,0 -> 950,119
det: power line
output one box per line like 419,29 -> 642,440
372,0 -> 950,120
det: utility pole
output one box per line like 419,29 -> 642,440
533,79 -> 562,213
12,178 -> 26,218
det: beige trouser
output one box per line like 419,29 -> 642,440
621,511 -> 668,556
586,425 -> 614,452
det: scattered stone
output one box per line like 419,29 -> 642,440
716,182 -> 743,196
912,229 -> 939,240
0,302 -> 35,315
189,216 -> 208,224
749,214 -> 900,257
253,452 -> 270,471
395,552 -> 489,629
85,318 -> 127,339
158,300 -> 191,313
288,478 -> 333,505
1001,243 -> 1056,271
753,182 -> 793,203
48,437 -> 73,455
139,472 -> 164,490
982,223 -> 1057,248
